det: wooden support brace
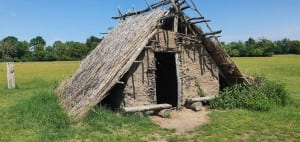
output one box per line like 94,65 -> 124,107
118,8 -> 123,19
191,20 -> 211,25
188,17 -> 205,22
180,5 -> 190,11
208,35 -> 221,39
144,0 -> 153,10
202,30 -> 222,36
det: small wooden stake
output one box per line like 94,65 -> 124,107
7,62 -> 15,89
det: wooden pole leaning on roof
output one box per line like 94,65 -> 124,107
7,62 -> 15,89
144,0 -> 153,10
112,0 -> 172,19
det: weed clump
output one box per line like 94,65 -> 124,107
210,77 -> 289,111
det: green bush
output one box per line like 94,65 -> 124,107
210,77 -> 289,111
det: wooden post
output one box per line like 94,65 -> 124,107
146,49 -> 150,85
7,62 -> 15,89
175,54 -> 182,108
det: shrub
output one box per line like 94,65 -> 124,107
210,77 -> 288,111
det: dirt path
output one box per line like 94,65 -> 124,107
150,107 -> 210,134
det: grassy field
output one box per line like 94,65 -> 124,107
0,55 -> 299,141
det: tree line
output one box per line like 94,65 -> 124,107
224,38 -> 300,57
1,36 -> 299,62
0,36 -> 102,62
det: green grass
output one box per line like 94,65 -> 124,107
1,55 -> 300,141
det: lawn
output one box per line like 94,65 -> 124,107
0,55 -> 299,141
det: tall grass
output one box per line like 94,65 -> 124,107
211,77 -> 289,111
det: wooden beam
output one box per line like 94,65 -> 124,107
191,20 -> 211,25
186,96 -> 216,104
180,5 -> 190,11
188,17 -> 205,22
121,104 -> 172,113
202,30 -> 222,36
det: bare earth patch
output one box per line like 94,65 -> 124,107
151,107 -> 210,134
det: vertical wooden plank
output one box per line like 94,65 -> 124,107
175,54 -> 182,108
146,49 -> 150,85
7,62 -> 15,89
173,15 -> 178,33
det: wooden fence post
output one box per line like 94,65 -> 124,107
7,62 -> 15,89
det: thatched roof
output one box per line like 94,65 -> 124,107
57,10 -> 167,118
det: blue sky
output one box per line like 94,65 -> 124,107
0,0 -> 299,45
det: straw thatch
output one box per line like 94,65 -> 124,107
57,10 -> 167,118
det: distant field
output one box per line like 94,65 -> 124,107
0,55 -> 299,141
233,55 -> 300,96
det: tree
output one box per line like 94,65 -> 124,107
1,36 -> 18,59
257,38 -> 275,56
53,41 -> 69,60
45,46 -> 56,61
0,41 -> 4,59
29,36 -> 46,48
277,38 -> 291,54
289,40 -> 300,54
30,36 -> 46,61
86,36 -> 102,53
15,41 -> 30,59
66,41 -> 87,60
225,41 -> 244,57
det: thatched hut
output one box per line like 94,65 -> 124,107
57,0 -> 250,119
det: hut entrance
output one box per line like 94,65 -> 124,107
155,52 -> 178,107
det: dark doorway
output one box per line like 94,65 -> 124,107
155,53 -> 178,107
